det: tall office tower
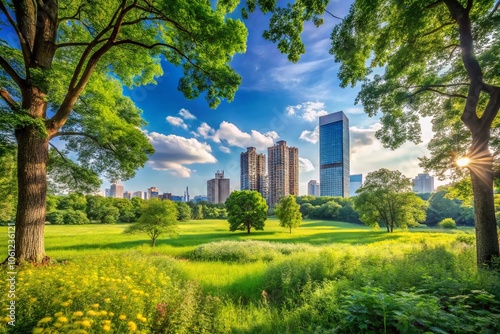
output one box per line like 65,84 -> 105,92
349,174 -> 363,196
319,111 -> 350,197
147,187 -> 159,199
412,173 -> 435,193
308,180 -> 320,196
105,189 -> 111,198
123,191 -> 132,200
184,186 -> 190,202
268,140 -> 299,207
109,181 -> 124,198
132,191 -> 143,199
207,171 -> 230,204
240,147 -> 268,199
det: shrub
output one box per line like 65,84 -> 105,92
438,218 -> 457,229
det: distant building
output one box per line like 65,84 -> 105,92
132,191 -> 143,199
268,140 -> 299,207
184,186 -> 190,202
123,191 -> 132,199
105,189 -> 111,198
147,187 -> 159,199
207,171 -> 230,204
171,195 -> 183,202
308,180 -> 320,196
349,174 -> 363,196
319,111 -> 350,197
240,147 -> 268,199
193,195 -> 209,203
161,193 -> 172,200
412,173 -> 434,193
109,181 -> 124,198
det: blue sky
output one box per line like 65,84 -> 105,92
113,1 -> 437,197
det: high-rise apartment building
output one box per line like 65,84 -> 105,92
132,191 -> 143,199
109,181 -> 124,198
319,111 -> 350,197
207,171 -> 230,204
240,147 -> 268,199
308,180 -> 320,196
412,173 -> 434,193
349,174 -> 363,196
147,187 -> 159,199
268,140 -> 299,207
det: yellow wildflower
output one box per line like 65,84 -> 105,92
54,322 -> 63,328
108,312 -> 114,317
87,310 -> 97,316
102,320 -> 111,325
139,316 -> 147,323
29,297 -> 37,303
73,311 -> 84,317
119,314 -> 127,321
92,303 -> 99,309
103,324 -> 111,332
127,321 -> 137,331
122,295 -> 127,300
37,317 -> 52,325
81,320 -> 91,328
54,312 -> 63,317
32,328 -> 43,334
60,302 -> 70,307
57,316 -> 68,323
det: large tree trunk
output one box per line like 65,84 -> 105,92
14,125 -> 49,263
469,131 -> 499,267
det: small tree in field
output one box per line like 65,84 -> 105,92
354,169 -> 427,232
226,190 -> 268,234
125,199 -> 178,247
439,218 -> 457,229
276,195 -> 302,233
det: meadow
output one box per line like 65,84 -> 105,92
1,219 -> 499,333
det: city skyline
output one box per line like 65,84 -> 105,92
97,2 -> 440,197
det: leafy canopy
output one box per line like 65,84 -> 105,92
226,190 -> 268,234
354,169 -> 427,232
275,195 -> 302,233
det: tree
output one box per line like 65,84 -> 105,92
226,190 -> 268,234
275,195 -> 302,233
354,169 -> 427,232
125,198 -> 178,247
250,0 -> 500,265
175,202 -> 191,222
0,0 -> 247,262
425,189 -> 461,226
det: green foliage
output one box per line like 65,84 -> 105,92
175,202 -> 192,222
275,195 -> 302,233
354,169 -> 427,232
125,199 -> 178,247
0,142 -> 16,223
190,240 -> 313,263
425,189 -> 462,226
439,218 -> 457,229
295,196 -> 360,223
226,190 -> 268,234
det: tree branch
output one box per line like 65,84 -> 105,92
424,0 -> 444,10
407,86 -> 467,100
51,131 -> 118,155
0,0 -> 32,71
491,0 -> 500,16
49,143 -> 83,187
0,88 -> 19,109
0,55 -> 23,87
324,10 -> 342,20
49,142 -> 69,163
58,3 -> 86,22
421,22 -> 454,37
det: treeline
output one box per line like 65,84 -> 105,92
294,196 -> 361,224
43,193 -> 227,225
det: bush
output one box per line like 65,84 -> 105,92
438,218 -> 457,229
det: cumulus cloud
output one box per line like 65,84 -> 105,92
220,146 -> 231,154
350,124 -> 382,153
208,121 -> 278,150
286,101 -> 328,122
299,157 -> 315,172
166,116 -> 188,130
179,108 -> 196,120
147,132 -> 216,177
299,126 -> 319,144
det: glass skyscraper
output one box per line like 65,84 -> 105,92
319,111 -> 350,197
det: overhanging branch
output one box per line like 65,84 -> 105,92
0,0 -> 31,71
51,131 -> 118,155
0,88 -> 19,109
0,54 -> 24,88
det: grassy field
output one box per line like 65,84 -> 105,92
1,219 -> 498,334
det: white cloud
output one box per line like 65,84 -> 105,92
166,116 -> 188,130
350,123 -> 382,153
197,122 -> 215,138
179,108 -> 196,120
211,121 -> 279,150
299,157 -> 315,172
220,146 -> 231,154
299,126 -> 319,144
147,132 -> 216,177
286,101 -> 328,122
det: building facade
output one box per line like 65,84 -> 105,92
147,187 -> 159,199
349,174 -> 363,196
412,173 -> 434,193
267,140 -> 299,207
207,171 -> 231,204
319,112 -> 350,197
307,180 -> 320,196
132,191 -> 143,199
109,181 -> 124,198
240,147 -> 268,199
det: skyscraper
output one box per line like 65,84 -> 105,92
207,171 -> 230,204
109,181 -> 124,198
412,173 -> 434,193
319,111 -> 350,197
308,180 -> 320,196
147,187 -> 159,199
240,147 -> 267,199
349,174 -> 363,196
268,140 -> 299,207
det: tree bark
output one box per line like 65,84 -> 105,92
14,125 -> 49,263
469,131 -> 499,267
